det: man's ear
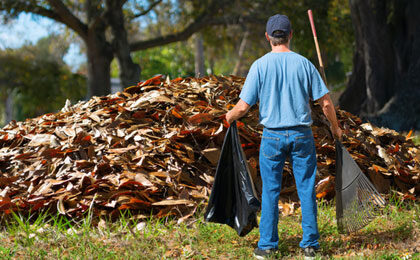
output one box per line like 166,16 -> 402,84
289,30 -> 293,40
265,32 -> 270,42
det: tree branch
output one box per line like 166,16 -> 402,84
25,5 -> 65,24
132,0 -> 162,18
0,2 -> 69,32
47,0 -> 88,40
120,0 -> 129,7
129,14 -> 264,51
89,7 -> 108,30
89,0 -> 128,31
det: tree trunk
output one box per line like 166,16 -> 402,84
194,33 -> 205,77
340,0 -> 420,130
232,30 -> 249,76
86,32 -> 113,97
5,89 -> 14,124
84,0 -> 113,98
107,0 -> 141,87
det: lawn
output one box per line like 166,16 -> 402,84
0,194 -> 418,259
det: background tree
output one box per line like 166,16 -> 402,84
0,0 -> 261,97
339,0 -> 420,130
0,34 -> 86,124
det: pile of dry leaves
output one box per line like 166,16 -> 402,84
0,75 -> 418,221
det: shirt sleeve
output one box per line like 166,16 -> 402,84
309,64 -> 329,101
239,61 -> 260,106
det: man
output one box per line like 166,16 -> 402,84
226,14 -> 343,259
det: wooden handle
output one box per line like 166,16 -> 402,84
307,9 -> 327,86
308,10 -> 317,38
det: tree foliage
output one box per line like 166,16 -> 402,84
132,41 -> 195,80
0,35 -> 86,123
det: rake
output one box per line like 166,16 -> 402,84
307,10 -> 386,233
335,140 -> 386,233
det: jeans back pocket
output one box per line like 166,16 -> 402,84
261,129 -> 283,159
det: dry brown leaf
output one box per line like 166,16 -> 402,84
201,148 -> 221,165
152,199 -> 195,206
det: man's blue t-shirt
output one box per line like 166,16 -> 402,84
239,52 -> 329,128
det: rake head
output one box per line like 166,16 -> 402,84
335,141 -> 386,234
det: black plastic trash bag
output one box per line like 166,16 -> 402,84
204,121 -> 261,236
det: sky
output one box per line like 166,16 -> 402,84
0,13 -> 85,70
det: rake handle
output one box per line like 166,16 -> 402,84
308,10 -> 328,86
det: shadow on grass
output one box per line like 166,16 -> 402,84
249,212 -> 417,258
320,221 -> 416,257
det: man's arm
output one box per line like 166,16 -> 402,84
318,93 -> 343,140
226,99 -> 251,124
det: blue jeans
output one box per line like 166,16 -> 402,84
258,126 -> 319,250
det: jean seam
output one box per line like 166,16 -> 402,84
262,136 -> 280,141
264,129 -> 288,136
295,135 -> 312,140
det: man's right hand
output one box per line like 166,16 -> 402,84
318,94 -> 343,141
331,126 -> 343,141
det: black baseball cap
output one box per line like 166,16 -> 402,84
266,14 -> 291,38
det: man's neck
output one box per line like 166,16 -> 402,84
271,43 -> 291,53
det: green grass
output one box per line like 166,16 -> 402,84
413,134 -> 420,146
0,196 -> 418,259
